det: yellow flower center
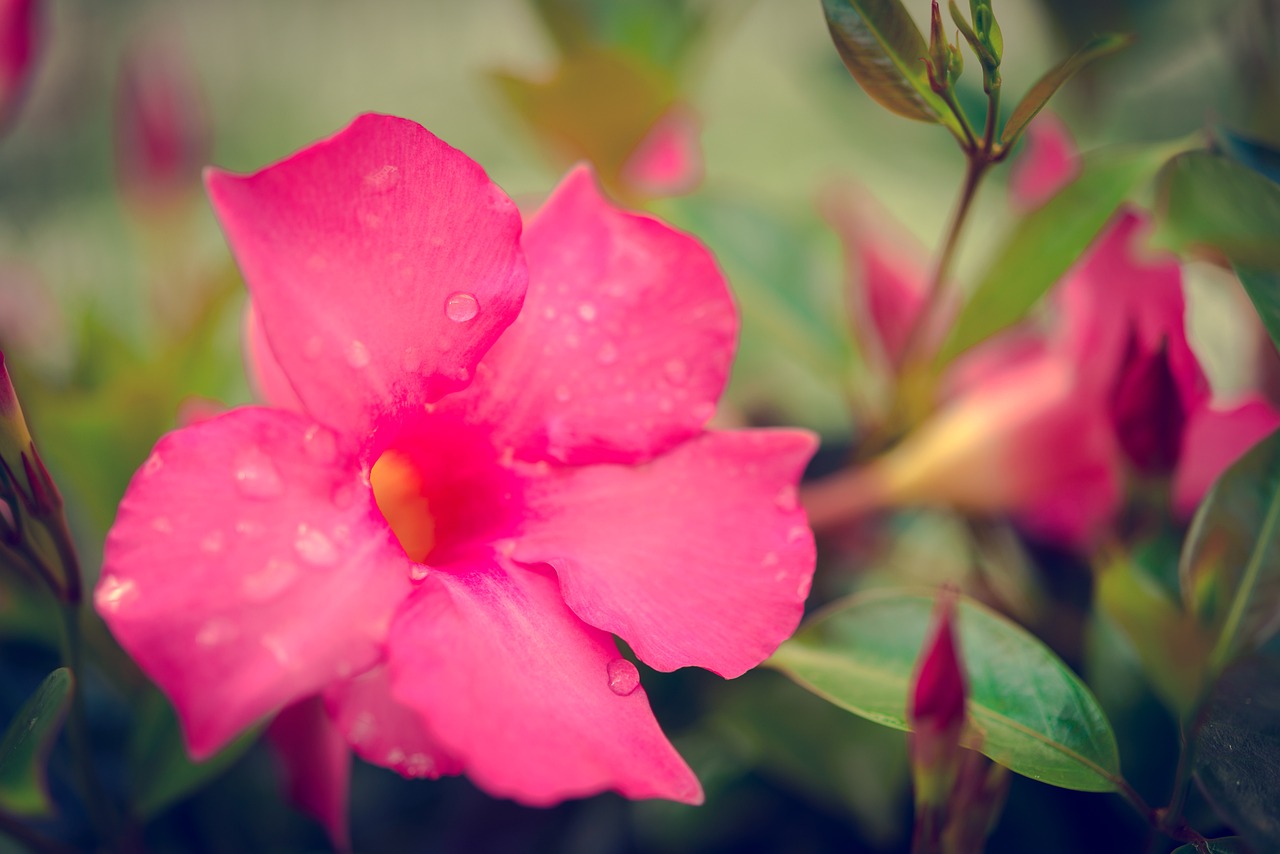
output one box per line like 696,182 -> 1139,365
370,450 -> 436,563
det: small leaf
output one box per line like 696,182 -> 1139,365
1193,654 -> 1280,853
1234,266 -> 1280,356
1179,427 -> 1280,674
1000,34 -> 1133,148
768,589 -> 1122,792
1170,839 -> 1251,854
0,668 -> 73,817
936,143 -> 1173,366
1154,151 -> 1280,268
821,0 -> 960,133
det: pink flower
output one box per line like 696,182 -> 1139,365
619,104 -> 703,199
0,0 -> 38,132
94,114 -> 816,838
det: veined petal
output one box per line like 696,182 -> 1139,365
325,664 -> 461,781
511,429 -> 818,676
388,564 -> 701,805
206,113 -> 527,439
267,696 -> 352,851
97,407 -> 412,757
443,166 -> 735,465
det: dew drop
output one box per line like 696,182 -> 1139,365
577,303 -> 597,322
408,565 -> 429,582
692,402 -> 716,423
236,518 -> 265,537
345,340 -> 371,368
554,385 -> 571,403
606,658 -> 640,696
262,635 -> 291,665
445,292 -> 479,322
295,525 -> 338,566
200,531 -> 226,554
142,452 -> 163,476
303,336 -> 324,360
303,424 -> 338,464
364,164 -> 400,193
196,619 -> 237,647
762,551 -> 779,568
405,752 -> 433,778
796,574 -> 813,600
96,576 -> 138,613
150,516 -> 173,534
542,306 -> 557,320
234,448 -> 284,499
663,359 -> 689,385
349,712 -> 376,745
787,524 -> 809,543
596,342 -> 619,365
386,747 -> 407,767
400,347 -> 423,373
774,486 -> 798,512
242,558 -> 298,601
657,397 -> 674,414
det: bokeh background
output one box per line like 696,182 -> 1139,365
0,0 -> 1277,851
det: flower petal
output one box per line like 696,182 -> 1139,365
443,166 -> 736,465
1173,395 -> 1280,517
620,105 -> 703,199
511,429 -> 817,676
96,406 -> 412,757
1008,114 -> 1079,211
244,302 -> 304,412
206,113 -> 527,438
267,696 -> 351,851
388,564 -> 701,805
324,664 -> 461,780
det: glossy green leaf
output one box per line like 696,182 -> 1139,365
768,589 -> 1122,792
1193,655 -> 1280,853
0,668 -> 73,817
936,143 -> 1172,366
1180,428 -> 1280,674
1155,151 -> 1280,268
821,0 -> 960,134
1234,266 -> 1280,356
130,689 -> 259,818
1171,839 -> 1250,854
1000,34 -> 1133,148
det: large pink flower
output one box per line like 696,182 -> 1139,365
95,114 -> 816,839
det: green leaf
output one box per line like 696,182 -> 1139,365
130,689 -> 259,818
0,668 -> 73,817
936,143 -> 1172,367
1170,839 -> 1251,854
821,0 -> 960,134
1193,655 -> 1280,853
1235,266 -> 1280,355
1000,34 -> 1133,147
1155,151 -> 1280,268
768,589 -> 1122,792
1180,427 -> 1280,674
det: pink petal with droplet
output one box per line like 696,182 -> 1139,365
511,429 -> 817,676
267,695 -> 352,852
97,407 -> 411,757
325,664 -> 461,781
388,564 -> 702,805
1173,395 -> 1280,517
442,166 -> 735,465
206,113 -> 527,439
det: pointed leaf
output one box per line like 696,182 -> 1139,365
1193,654 -> 1280,853
820,0 -> 960,133
1180,427 -> 1280,674
1000,34 -> 1133,148
0,668 -> 73,817
768,589 -> 1122,792
936,143 -> 1173,366
1154,151 -> 1280,268
1234,266 -> 1280,356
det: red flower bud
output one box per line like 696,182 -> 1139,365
1109,332 -> 1187,475
911,590 -> 967,740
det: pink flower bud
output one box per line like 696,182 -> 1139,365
1108,333 -> 1187,475
0,0 -> 39,132
910,591 -> 967,744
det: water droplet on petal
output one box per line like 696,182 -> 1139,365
796,574 -> 813,600
304,336 -> 324,360
606,658 -> 640,696
400,347 -> 423,373
234,448 -> 284,499
196,619 -> 237,647
408,565 -> 429,582
445,292 -> 479,322
775,486 -> 798,512
596,342 -> 619,365
692,402 -> 716,423
236,519 -> 265,536
150,516 -> 173,534
142,452 -> 163,476
262,634 -> 291,665
295,525 -> 338,566
364,164 -> 400,193
405,752 -> 433,778
386,747 -> 407,767
200,531 -> 226,554
762,551 -> 779,567
554,385 -> 571,403
349,712 -> 375,745
577,303 -> 597,322
242,558 -> 298,601
96,576 -> 138,613
345,340 -> 371,368
664,359 -> 688,385
303,424 -> 338,464
657,397 -> 674,414
787,525 -> 809,543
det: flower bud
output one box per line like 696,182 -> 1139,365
0,0 -> 39,132
1108,333 -> 1186,475
0,351 -> 32,480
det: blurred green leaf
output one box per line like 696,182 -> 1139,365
1193,655 -> 1280,853
821,0 -> 962,135
1000,34 -> 1133,148
1212,127 -> 1280,186
0,668 -> 73,817
1170,839 -> 1250,854
1180,427 -> 1280,675
768,589 -> 1122,792
1155,151 -> 1280,268
130,689 -> 258,818
936,143 -> 1172,367
1234,266 -> 1280,356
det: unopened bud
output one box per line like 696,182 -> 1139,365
909,590 -> 967,805
0,351 -> 32,476
1109,333 -> 1187,476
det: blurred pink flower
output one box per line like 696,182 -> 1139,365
0,0 -> 38,132
95,114 -> 816,838
620,104 -> 703,199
